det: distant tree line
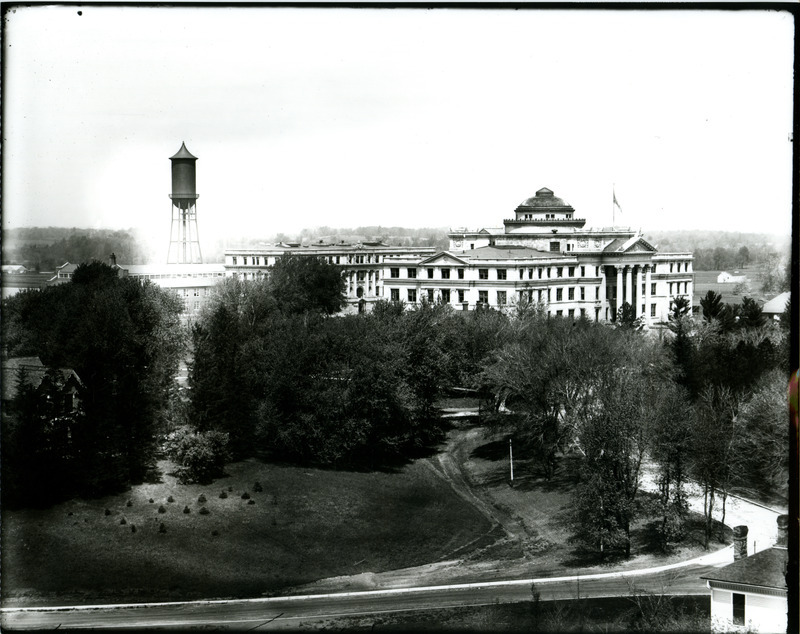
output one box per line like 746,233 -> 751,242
2,262 -> 184,507
3,228 -> 148,271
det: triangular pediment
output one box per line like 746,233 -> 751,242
624,238 -> 657,253
419,252 -> 470,266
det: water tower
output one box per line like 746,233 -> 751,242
167,142 -> 203,264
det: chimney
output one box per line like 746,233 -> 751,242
733,525 -> 748,560
109,252 -> 117,267
776,514 -> 789,548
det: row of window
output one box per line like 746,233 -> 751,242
389,287 -> 599,305
390,265 -> 600,281
389,287 -> 664,316
230,253 -> 387,266
174,287 -> 211,298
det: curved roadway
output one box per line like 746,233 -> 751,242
2,415 -> 786,630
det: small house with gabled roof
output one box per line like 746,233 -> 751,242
701,516 -> 789,633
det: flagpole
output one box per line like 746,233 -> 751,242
612,183 -> 615,226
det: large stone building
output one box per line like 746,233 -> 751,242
222,187 -> 692,323
383,187 -> 693,324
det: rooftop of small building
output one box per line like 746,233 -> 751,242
2,356 -> 81,402
702,547 -> 788,590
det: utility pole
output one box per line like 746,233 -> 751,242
509,437 -> 514,483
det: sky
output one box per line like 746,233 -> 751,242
3,6 -> 795,257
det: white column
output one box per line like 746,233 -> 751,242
645,265 -> 652,325
625,265 -> 633,310
636,265 -> 644,317
598,265 -> 607,321
615,266 -> 623,317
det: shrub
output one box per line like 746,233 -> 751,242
228,486 -> 233,492
219,491 -> 228,499
211,530 -> 219,536
104,508 -> 111,516
131,525 -> 137,533
167,495 -> 174,503
183,506 -> 190,514
126,500 -> 133,507
162,426 -> 231,485
198,494 -> 207,504
253,481 -> 263,493
248,499 -> 255,505
158,505 -> 166,514
159,523 -> 166,533
241,492 -> 250,500
149,498 -> 154,503
199,506 -> 210,515
120,517 -> 127,525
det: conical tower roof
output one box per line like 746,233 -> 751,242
170,142 -> 197,161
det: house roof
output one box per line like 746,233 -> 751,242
762,291 -> 790,315
702,547 -> 788,591
2,357 -> 82,402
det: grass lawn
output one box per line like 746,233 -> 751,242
460,427 -> 726,574
1,457 -> 491,606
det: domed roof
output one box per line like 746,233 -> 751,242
170,142 -> 197,161
519,187 -> 571,208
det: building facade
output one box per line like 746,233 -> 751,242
382,187 -> 693,324
224,242 -> 436,311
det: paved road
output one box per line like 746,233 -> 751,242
1,561 -> 720,630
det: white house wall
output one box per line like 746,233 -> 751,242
710,587 -> 787,633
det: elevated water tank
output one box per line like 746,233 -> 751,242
170,142 -> 198,202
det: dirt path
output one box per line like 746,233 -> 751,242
289,417 -> 786,596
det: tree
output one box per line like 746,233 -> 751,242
616,302 -> 639,329
269,254 -> 346,315
162,426 -> 231,484
690,386 -> 743,548
667,296 -> 696,395
190,276 -> 274,457
648,383 -> 693,551
573,356 -> 650,559
700,290 -> 724,322
736,370 -> 790,500
1,262 -> 184,502
738,296 -> 766,330
758,250 -> 786,294
737,245 -> 751,268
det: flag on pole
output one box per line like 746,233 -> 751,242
613,188 -> 623,214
